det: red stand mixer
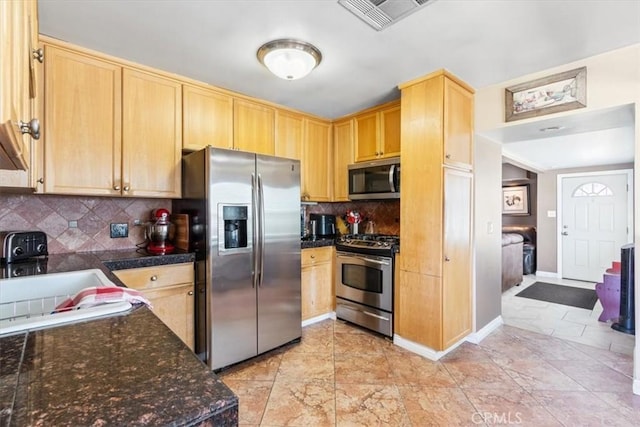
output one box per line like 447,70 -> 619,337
145,208 -> 176,255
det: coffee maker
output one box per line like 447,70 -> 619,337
309,214 -> 336,238
145,208 -> 176,255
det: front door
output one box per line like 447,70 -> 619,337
561,172 -> 631,282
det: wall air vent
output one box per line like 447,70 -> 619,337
338,0 -> 436,31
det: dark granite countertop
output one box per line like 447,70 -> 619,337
0,249 -> 238,426
301,237 -> 335,249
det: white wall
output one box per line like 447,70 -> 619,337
474,43 -> 640,394
474,136 -> 503,330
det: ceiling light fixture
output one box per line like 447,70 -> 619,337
257,39 -> 322,81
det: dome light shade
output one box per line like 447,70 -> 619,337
257,39 -> 322,80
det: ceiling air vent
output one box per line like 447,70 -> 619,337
338,0 -> 436,31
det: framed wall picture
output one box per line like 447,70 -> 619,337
502,185 -> 530,215
505,67 -> 586,122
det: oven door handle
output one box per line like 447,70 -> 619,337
336,254 -> 390,266
363,310 -> 391,321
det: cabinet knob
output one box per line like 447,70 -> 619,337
150,275 -> 158,281
310,254 -> 315,259
18,118 -> 40,140
123,185 -> 130,192
375,151 -> 379,156
37,178 -> 44,184
188,291 -> 194,296
113,184 -> 121,191
445,154 -> 451,159
32,48 -> 44,63
444,256 -> 451,262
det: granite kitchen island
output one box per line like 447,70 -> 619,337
0,251 -> 238,426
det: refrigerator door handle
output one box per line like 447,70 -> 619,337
257,173 -> 265,287
251,173 -> 259,289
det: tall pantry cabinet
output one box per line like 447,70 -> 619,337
396,70 -> 474,351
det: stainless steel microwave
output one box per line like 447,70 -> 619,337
348,157 -> 400,200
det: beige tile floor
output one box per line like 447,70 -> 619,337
220,317 -> 639,426
502,274 -> 636,355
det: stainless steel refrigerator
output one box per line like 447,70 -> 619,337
175,147 -> 301,370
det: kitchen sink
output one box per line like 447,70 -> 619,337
0,269 -> 132,336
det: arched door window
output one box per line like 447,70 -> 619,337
572,182 -> 613,197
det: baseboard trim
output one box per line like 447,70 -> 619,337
535,270 -> 559,278
393,334 -> 466,361
466,316 -> 504,344
301,312 -> 336,327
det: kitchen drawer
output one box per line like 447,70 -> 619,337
301,247 -> 333,266
113,262 -> 194,290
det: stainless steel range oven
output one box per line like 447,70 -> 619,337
335,234 -> 398,337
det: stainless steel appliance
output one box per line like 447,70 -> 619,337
174,147 -> 301,370
309,213 -> 336,238
335,234 -> 399,337
0,231 -> 48,278
348,157 -> 400,200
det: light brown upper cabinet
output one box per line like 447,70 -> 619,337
41,41 -> 182,197
277,111 -> 331,201
182,84 -> 233,151
301,118 -> 332,202
444,78 -> 473,170
354,101 -> 400,162
42,44 -> 123,196
275,109 -> 303,160
332,118 -> 353,202
396,70 -> 474,351
122,68 -> 182,198
0,0 -> 41,188
233,98 -> 275,155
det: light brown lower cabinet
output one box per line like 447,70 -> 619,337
301,246 -> 334,321
113,262 -> 195,350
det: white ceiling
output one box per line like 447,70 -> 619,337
38,0 -> 640,170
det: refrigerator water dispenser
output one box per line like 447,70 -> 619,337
219,205 -> 249,252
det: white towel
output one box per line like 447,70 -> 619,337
54,286 -> 152,313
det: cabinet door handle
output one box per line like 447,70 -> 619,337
37,178 -> 44,184
123,185 -> 130,192
445,154 -> 451,159
19,118 -> 40,140
188,291 -> 194,296
113,184 -> 121,191
32,48 -> 44,63
310,254 -> 315,259
444,256 -> 451,262
150,275 -> 158,281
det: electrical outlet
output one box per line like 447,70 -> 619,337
110,223 -> 129,238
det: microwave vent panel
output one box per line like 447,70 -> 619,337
338,0 -> 436,31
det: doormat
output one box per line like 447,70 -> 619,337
515,282 -> 598,310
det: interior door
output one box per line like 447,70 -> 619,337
561,173 -> 630,282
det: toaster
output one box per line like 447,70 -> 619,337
0,231 -> 48,263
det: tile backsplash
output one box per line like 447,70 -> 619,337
306,200 -> 400,235
0,194 -> 171,254
0,195 -> 401,254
